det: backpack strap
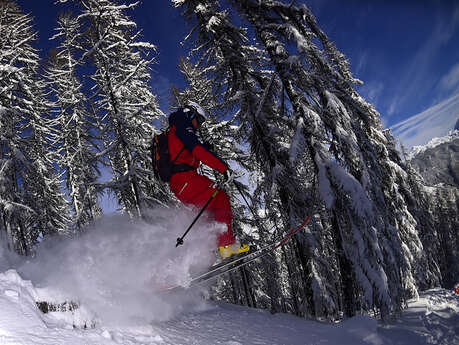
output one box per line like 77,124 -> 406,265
168,131 -> 194,176
172,144 -> 186,163
168,126 -> 185,163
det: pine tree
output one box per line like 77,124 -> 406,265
400,143 -> 457,290
45,12 -> 102,230
432,186 -> 459,288
71,0 -> 166,217
173,0 -> 434,319
233,0 -> 431,318
173,0 -> 338,318
0,0 -> 70,255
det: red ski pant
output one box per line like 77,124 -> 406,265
170,171 -> 235,247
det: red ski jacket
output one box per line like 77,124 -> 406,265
167,109 -> 227,174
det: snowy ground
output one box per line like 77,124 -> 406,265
0,211 -> 458,345
0,268 -> 458,345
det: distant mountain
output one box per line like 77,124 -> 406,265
408,130 -> 459,187
455,118 -> 459,131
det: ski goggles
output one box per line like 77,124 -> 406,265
195,113 -> 206,125
188,110 -> 206,125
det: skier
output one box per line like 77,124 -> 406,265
167,102 -> 249,259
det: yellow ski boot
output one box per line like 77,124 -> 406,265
219,242 -> 250,259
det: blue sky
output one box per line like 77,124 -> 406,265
21,0 -> 459,150
307,0 -> 459,148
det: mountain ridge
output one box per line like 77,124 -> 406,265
408,129 -> 459,187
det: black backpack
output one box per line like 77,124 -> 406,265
152,130 -> 189,182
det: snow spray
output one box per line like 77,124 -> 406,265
17,207 -> 222,325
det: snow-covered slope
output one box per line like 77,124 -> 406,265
409,129 -> 458,159
408,130 -> 459,187
1,208 -> 458,345
1,268 -> 458,345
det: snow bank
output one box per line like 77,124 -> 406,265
379,288 -> 459,345
0,269 -> 116,344
16,207 -> 221,326
0,270 -> 44,334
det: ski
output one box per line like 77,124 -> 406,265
162,216 -> 311,291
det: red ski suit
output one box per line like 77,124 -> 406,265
167,109 -> 235,247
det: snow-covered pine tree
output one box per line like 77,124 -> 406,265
173,0 -> 340,319
0,0 -> 70,255
387,133 -> 444,295
175,0 -> 436,319
45,13 -> 102,230
65,0 -> 166,217
234,0 -> 431,318
22,93 -> 72,244
401,143 -> 457,290
174,0 -> 287,311
0,0 -> 36,254
430,185 -> 459,288
235,0 -> 431,318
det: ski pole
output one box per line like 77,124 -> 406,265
176,189 -> 219,247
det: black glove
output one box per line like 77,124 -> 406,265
223,169 -> 234,186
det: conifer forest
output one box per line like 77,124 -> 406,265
0,0 -> 457,322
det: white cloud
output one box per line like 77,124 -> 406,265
357,80 -> 384,108
390,92 -> 459,150
438,63 -> 459,92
